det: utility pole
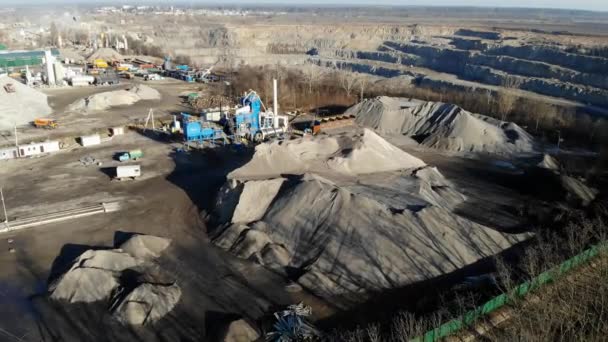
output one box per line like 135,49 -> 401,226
1,187 -> 9,229
143,108 -> 155,131
14,123 -> 19,157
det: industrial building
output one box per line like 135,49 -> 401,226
0,49 -> 60,69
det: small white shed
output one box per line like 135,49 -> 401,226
0,147 -> 18,160
80,134 -> 101,147
110,126 -> 125,136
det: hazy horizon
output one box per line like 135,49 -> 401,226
0,0 -> 606,13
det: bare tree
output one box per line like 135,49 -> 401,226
356,74 -> 370,101
502,75 -> 523,89
302,64 -> 322,95
49,22 -> 59,46
497,90 -> 517,121
339,70 -> 358,97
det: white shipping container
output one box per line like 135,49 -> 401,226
205,111 -> 222,122
115,165 -> 141,179
80,134 -> 101,147
0,147 -> 18,160
40,140 -> 60,153
18,140 -> 61,157
110,126 -> 124,136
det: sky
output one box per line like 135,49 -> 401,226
0,0 -> 607,12
245,0 -> 608,11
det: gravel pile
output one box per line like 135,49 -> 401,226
0,75 -> 52,130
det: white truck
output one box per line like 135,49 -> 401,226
144,74 -> 164,81
115,165 -> 141,180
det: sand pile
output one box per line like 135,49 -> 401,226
213,132 -> 529,307
119,234 -> 171,260
68,85 -> 161,112
560,176 -> 598,206
0,75 -> 52,130
538,154 -> 560,170
49,234 -> 179,325
129,84 -> 162,101
349,97 -> 535,154
228,129 -> 426,180
114,283 -> 181,325
86,48 -> 124,62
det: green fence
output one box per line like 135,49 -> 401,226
410,241 -> 608,342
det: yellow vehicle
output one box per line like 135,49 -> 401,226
34,118 -> 58,129
93,59 -> 108,68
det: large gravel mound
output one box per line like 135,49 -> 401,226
68,84 -> 161,112
349,96 -> 535,154
0,75 -> 52,130
213,132 -> 529,308
228,129 -> 426,180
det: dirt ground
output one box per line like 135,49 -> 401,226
0,78 -> 200,146
0,76 -> 585,341
0,129 -> 336,341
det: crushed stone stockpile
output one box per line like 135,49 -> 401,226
0,75 -> 52,130
213,131 -> 530,308
49,234 -> 179,325
228,129 -> 426,180
86,47 -> 125,63
68,84 -> 161,112
348,96 -> 535,154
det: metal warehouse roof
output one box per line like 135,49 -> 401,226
0,48 -> 60,68
0,49 -> 60,58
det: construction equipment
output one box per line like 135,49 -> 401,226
181,113 -> 224,143
144,73 -> 164,81
233,79 -> 289,143
94,70 -> 119,85
93,59 -> 108,68
196,65 -> 214,83
117,149 -> 144,162
33,118 -> 58,129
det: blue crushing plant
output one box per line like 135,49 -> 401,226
181,113 -> 223,142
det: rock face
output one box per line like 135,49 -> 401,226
349,97 -> 535,154
48,234 -> 180,325
212,131 -> 530,308
315,35 -> 608,108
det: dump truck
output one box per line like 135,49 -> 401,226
33,118 -> 58,129
115,165 -> 141,180
117,149 -> 144,162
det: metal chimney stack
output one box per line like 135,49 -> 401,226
44,50 -> 56,86
273,79 -> 278,127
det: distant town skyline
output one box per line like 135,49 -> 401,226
0,0 -> 606,12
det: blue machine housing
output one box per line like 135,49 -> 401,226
181,113 -> 223,142
236,93 -> 261,132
